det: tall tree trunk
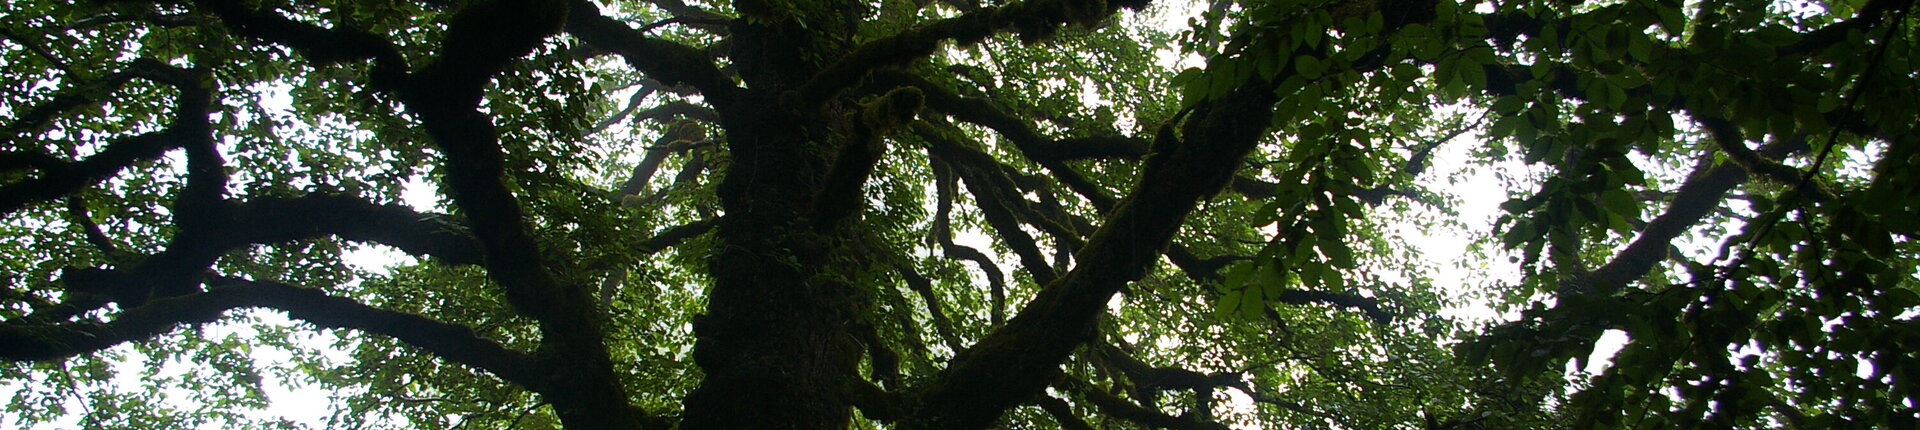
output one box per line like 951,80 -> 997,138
677,91 -> 867,428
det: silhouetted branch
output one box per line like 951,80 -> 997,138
797,0 -> 1151,104
921,123 -> 1060,286
565,0 -> 741,106
1035,395 -> 1097,430
0,277 -> 543,392
192,0 -> 408,88
0,60 -> 211,216
930,159 -> 1010,324
1061,377 -> 1229,430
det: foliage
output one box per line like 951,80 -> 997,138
1,0 -> 1915,428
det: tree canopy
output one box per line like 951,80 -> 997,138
1,0 -> 1916,428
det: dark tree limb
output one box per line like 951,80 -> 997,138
1035,395 -> 1098,430
635,0 -> 733,34
850,377 -> 909,421
630,100 -> 722,124
899,0 -> 1454,419
1777,0 -> 1909,56
1698,119 -> 1834,203
634,219 -> 717,254
904,68 -> 1282,430
586,85 -> 659,136
391,2 -> 658,428
814,88 -> 921,228
1564,138 -> 1804,296
224,194 -> 485,264
895,263 -> 965,352
191,0 -> 408,89
887,72 -> 1148,164
564,0 -> 741,107
921,123 -> 1060,286
0,277 -> 543,392
878,71 -> 1131,213
929,158 -> 1010,324
1221,379 -> 1348,426
0,60 -> 211,216
1061,377 -> 1229,430
64,197 -> 118,256
617,122 -> 709,196
796,0 -> 1151,104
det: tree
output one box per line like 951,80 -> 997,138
1,0 -> 1915,427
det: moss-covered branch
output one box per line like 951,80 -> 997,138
919,123 -> 1061,286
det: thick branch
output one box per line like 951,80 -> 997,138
192,0 -> 408,88
1569,139 -> 1803,295
0,61 -> 211,216
631,100 -> 722,124
1064,378 -> 1229,430
635,219 -> 717,254
398,2 -> 655,428
1698,119 -> 1833,203
229,195 -> 485,265
1,278 -> 541,392
906,74 -> 1280,430
797,0 -> 1151,104
565,0 -> 740,105
635,0 -> 733,34
921,123 -> 1060,285
930,159 -> 1011,324
1035,395 -> 1098,430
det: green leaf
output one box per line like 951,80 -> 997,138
1295,54 -> 1326,79
1493,96 -> 1526,115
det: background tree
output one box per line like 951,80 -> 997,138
1,0 -> 1914,428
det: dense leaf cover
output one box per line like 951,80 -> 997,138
1,0 -> 1915,428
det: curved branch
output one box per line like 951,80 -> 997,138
394,3 -> 658,428
1035,395 -> 1097,430
0,278 -> 543,391
895,263 -> 965,351
930,158 -> 1011,324
191,0 -> 408,88
0,61 -> 211,216
1567,138 -> 1805,296
796,0 -> 1152,104
635,219 -> 716,254
1698,119 -> 1833,203
618,125 -> 709,196
906,72 -> 1281,430
564,0 -> 741,105
1061,377 -> 1229,430
920,123 -> 1060,285
229,195 -> 485,265
887,72 -> 1148,163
